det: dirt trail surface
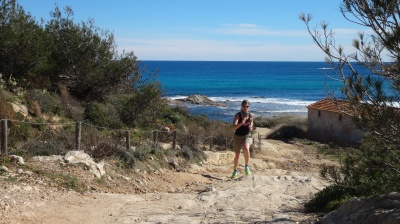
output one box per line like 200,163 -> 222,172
0,128 -> 337,224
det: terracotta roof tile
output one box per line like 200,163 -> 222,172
307,98 -> 354,114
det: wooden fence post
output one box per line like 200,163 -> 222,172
172,131 -> 177,150
209,137 -> 213,151
125,130 -> 130,151
153,131 -> 158,145
75,121 -> 81,151
225,138 -> 228,150
1,119 -> 7,155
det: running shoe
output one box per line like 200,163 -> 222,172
231,170 -> 239,179
245,166 -> 251,175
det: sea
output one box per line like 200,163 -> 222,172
141,61 -> 346,123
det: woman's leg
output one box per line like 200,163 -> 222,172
243,143 -> 250,165
233,151 -> 240,170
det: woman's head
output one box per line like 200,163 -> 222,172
241,100 -> 250,114
241,100 -> 250,108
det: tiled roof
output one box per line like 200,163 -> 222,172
307,98 -> 354,114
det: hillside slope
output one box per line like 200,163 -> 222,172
0,128 -> 337,223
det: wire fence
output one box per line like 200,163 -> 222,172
1,119 -> 262,156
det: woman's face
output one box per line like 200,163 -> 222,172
242,104 -> 250,111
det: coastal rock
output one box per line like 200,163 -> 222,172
177,94 -> 226,107
318,192 -> 400,224
64,151 -> 106,178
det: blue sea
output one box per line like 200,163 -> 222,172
141,61 -> 345,122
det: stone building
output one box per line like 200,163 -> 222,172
307,98 -> 363,146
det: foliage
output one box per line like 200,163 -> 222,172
255,115 -> 308,140
40,170 -> 86,193
0,0 -> 49,90
0,155 -> 12,168
300,0 -> 400,213
43,5 -> 140,101
119,82 -> 167,129
0,90 -> 16,119
177,145 -> 207,164
267,125 -> 307,140
21,139 -> 67,156
304,184 -> 358,213
84,101 -> 123,129
340,136 -> 400,195
25,89 -> 61,116
0,0 -> 152,102
254,115 -> 307,129
115,150 -> 136,169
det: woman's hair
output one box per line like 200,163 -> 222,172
241,100 -> 250,106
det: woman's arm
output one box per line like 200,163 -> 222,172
249,114 -> 254,131
233,113 -> 249,131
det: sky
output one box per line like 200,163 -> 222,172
17,0 -> 373,61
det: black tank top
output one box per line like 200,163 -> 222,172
235,112 -> 251,136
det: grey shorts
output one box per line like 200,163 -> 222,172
233,134 -> 253,153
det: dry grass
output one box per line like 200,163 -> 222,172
0,90 -> 16,119
29,99 -> 42,118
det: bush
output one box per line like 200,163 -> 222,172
0,90 -> 16,119
25,89 -> 61,116
21,139 -> 67,156
305,184 -> 358,213
115,150 -> 136,168
119,82 -> 166,129
177,146 -> 207,164
267,125 -> 307,140
254,115 -> 307,129
84,102 -> 123,129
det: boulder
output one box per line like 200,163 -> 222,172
9,155 -> 24,164
177,94 -> 226,107
319,192 -> 400,224
64,151 -> 105,178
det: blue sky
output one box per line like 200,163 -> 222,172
17,0 -> 371,61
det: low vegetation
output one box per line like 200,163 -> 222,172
300,0 -> 400,214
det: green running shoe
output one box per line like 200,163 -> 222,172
245,166 -> 251,175
231,170 -> 239,179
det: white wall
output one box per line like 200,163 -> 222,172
307,109 -> 363,146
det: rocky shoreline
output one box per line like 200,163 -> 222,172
175,94 -> 227,107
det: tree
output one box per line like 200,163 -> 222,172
0,1 -> 146,101
300,0 -> 400,196
119,81 -> 167,129
44,5 -> 139,101
0,0 -> 48,89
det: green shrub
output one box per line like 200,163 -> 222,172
115,150 -> 136,168
254,115 -> 306,129
177,146 -> 206,164
26,89 -> 61,116
84,102 -> 123,129
61,175 -> 86,193
119,82 -> 166,129
21,139 -> 67,156
267,125 -> 307,140
0,90 -> 16,119
305,184 -> 358,213
0,155 -> 12,171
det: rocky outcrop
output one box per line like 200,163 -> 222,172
32,151 -> 106,178
318,192 -> 400,224
176,94 -> 226,107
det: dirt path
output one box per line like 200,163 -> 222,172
2,128 -> 336,224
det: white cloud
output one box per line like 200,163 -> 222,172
223,23 -> 259,28
117,38 -> 327,61
216,24 -> 308,37
115,26 -> 383,61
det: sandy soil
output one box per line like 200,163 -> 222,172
0,128 -> 338,224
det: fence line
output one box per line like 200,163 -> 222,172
0,119 -> 255,155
